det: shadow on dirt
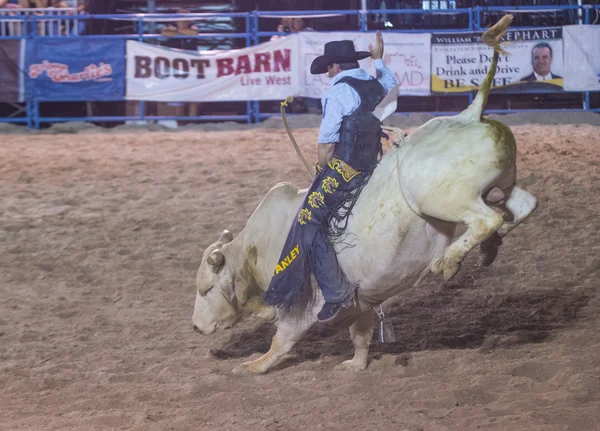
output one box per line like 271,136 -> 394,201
211,270 -> 589,362
211,286 -> 589,361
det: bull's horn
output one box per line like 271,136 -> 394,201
207,249 -> 224,267
219,230 -> 233,244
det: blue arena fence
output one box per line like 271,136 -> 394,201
0,5 -> 599,128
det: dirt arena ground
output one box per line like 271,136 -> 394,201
1,116 -> 599,430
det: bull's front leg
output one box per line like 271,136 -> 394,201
238,311 -> 315,375
340,308 -> 375,371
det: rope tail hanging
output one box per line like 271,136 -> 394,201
280,96 -> 315,181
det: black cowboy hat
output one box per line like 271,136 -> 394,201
310,40 -> 371,75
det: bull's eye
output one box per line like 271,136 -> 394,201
200,286 -> 214,297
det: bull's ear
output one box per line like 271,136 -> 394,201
219,230 -> 233,244
207,249 -> 224,268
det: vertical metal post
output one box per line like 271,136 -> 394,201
584,6 -> 590,24
245,12 -> 251,47
584,92 -> 590,112
360,9 -> 367,32
26,99 -> 33,129
34,99 -> 40,129
147,0 -> 156,35
246,13 -> 252,124
30,15 -> 37,38
137,16 -> 144,41
136,16 -> 146,125
468,7 -> 473,31
147,0 -> 157,13
252,11 -> 259,45
252,11 -> 260,123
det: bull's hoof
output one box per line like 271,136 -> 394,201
443,260 -> 460,281
431,257 -> 444,274
233,359 -> 268,375
337,358 -> 368,372
433,256 -> 460,280
479,232 -> 503,267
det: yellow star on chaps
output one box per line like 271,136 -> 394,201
297,208 -> 312,225
308,191 -> 324,208
322,176 -> 339,194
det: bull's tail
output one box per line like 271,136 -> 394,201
459,14 -> 514,122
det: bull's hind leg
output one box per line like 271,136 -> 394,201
432,198 -> 504,280
497,186 -> 537,237
480,186 -> 538,266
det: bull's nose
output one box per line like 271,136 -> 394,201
193,325 -> 202,334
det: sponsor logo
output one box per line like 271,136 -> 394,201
28,60 -> 113,83
274,244 -> 300,275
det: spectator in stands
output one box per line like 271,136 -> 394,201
1,0 -> 22,36
50,0 -> 68,8
161,8 -> 199,50
367,0 -> 385,27
290,17 -> 312,32
17,0 -> 67,35
269,17 -> 315,113
17,0 -> 66,7
69,0 -> 87,35
270,17 -> 312,41
520,42 -> 563,82
269,17 -> 291,41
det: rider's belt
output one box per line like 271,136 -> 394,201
327,157 -> 361,182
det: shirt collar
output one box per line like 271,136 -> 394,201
534,71 -> 552,80
330,67 -> 370,86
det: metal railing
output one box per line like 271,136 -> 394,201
0,7 -> 77,37
0,5 -> 598,128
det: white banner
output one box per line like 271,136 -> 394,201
126,35 -> 301,101
563,25 -> 600,92
297,32 -> 431,98
431,28 -> 564,93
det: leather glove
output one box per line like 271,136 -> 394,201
369,30 -> 384,60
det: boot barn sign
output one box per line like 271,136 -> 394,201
126,36 -> 301,102
126,32 -> 433,102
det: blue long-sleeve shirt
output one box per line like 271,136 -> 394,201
317,59 -> 398,144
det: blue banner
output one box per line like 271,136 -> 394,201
25,39 -> 125,101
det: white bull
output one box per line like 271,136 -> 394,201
192,15 -> 537,374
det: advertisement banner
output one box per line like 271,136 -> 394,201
298,32 -> 431,98
563,25 -> 600,92
0,40 -> 23,103
25,39 -> 126,101
431,27 -> 564,93
126,35 -> 301,102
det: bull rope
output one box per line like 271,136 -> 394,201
280,97 -> 315,181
